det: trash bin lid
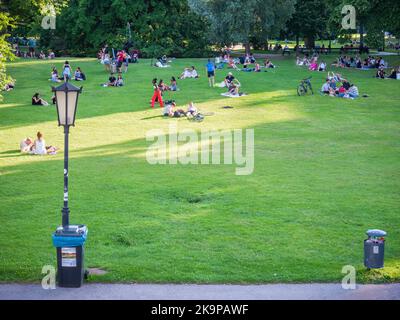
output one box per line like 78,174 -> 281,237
52,225 -> 88,248
366,229 -> 387,237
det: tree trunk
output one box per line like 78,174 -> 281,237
296,35 -> 299,47
359,23 -> 364,47
244,42 -> 251,55
304,36 -> 315,49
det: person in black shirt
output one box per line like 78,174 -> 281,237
224,72 -> 235,87
108,73 -> 116,86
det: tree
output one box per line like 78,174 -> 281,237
286,0 -> 330,48
189,0 -> 296,53
0,12 -> 15,101
0,0 -> 68,36
329,0 -> 400,48
39,0 -> 211,57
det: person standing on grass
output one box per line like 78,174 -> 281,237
151,78 -> 164,108
206,59 -> 216,87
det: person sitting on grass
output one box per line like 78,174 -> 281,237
180,66 -> 199,79
224,72 -> 235,88
50,68 -> 61,83
387,67 -> 399,79
32,131 -> 58,155
32,131 -> 47,155
186,102 -> 198,118
158,79 -> 169,92
309,58 -> 318,71
20,137 -> 34,153
376,68 -> 385,79
39,51 -> 46,59
228,79 -> 241,96
347,84 -> 359,98
321,79 -> 331,95
74,67 -> 86,81
48,50 -> 55,59
102,73 -> 117,87
169,77 -> 178,91
32,93 -> 49,106
116,74 -> 124,87
163,100 -> 176,117
264,59 -> 275,68
318,61 -> 326,72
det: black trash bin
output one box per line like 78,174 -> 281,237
52,225 -> 88,288
364,229 -> 386,269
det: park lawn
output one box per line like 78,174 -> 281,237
0,55 -> 400,284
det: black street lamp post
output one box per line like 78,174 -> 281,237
52,81 -> 82,228
51,80 -> 88,288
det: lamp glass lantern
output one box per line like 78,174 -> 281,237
52,82 -> 82,127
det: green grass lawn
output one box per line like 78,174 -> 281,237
1,54 -> 400,284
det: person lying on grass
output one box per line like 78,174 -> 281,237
32,93 -> 49,106
3,79 -> 15,91
241,63 -> 261,72
227,57 -> 240,70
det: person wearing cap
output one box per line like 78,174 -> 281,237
224,72 -> 235,88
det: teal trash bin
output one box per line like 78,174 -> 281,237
364,229 -> 386,269
52,225 -> 88,288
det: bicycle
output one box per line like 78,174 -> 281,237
297,76 -> 314,96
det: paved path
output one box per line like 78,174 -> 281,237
1,283 -> 399,300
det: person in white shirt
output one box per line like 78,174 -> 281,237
33,131 -> 47,155
347,84 -> 359,98
321,79 -> 331,94
318,61 -> 326,71
20,137 -> 34,153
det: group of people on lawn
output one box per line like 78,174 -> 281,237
375,66 -> 400,80
333,55 -> 387,69
297,55 -> 327,72
50,61 -> 86,83
320,73 -> 359,99
20,132 -> 57,155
